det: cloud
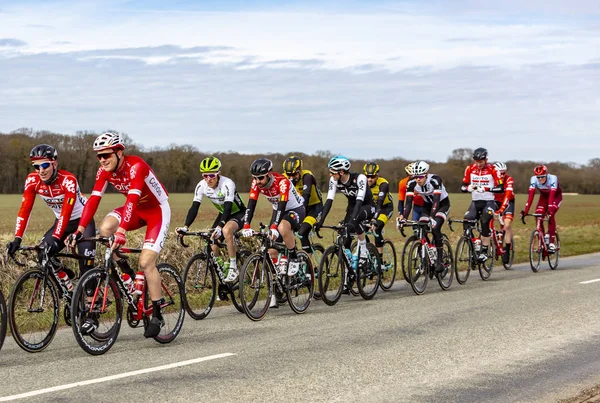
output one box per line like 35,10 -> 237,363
0,38 -> 27,47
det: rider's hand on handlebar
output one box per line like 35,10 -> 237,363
211,226 -> 222,240
269,225 -> 280,240
175,226 -> 188,236
7,237 -> 22,257
242,227 -> 254,238
67,230 -> 83,248
396,216 -> 406,229
112,231 -> 127,250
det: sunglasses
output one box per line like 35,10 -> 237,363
33,162 -> 52,170
413,175 -> 426,179
202,173 -> 219,180
366,175 -> 377,179
329,171 -> 340,175
253,175 -> 267,181
96,152 -> 114,160
536,175 -> 547,179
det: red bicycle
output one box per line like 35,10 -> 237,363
521,213 -> 560,272
490,213 -> 514,270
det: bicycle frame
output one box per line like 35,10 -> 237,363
522,213 -> 552,257
179,231 -> 232,285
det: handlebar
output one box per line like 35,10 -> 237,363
447,218 -> 478,233
520,213 -> 547,225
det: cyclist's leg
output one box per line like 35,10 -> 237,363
534,201 -> 548,236
548,197 -> 562,243
480,201 -> 495,248
298,204 -> 321,254
223,211 -> 244,268
74,218 -> 97,275
463,201 -> 478,231
278,207 -> 305,258
502,200 -> 515,247
352,205 -> 375,262
412,205 -> 423,221
374,205 -> 393,254
432,202 -> 450,271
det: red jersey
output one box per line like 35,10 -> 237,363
494,175 -> 515,212
398,177 -> 424,206
248,172 -> 303,210
462,163 -> 503,201
15,170 -> 87,239
79,155 -> 168,231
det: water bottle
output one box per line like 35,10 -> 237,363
351,254 -> 358,270
426,244 -> 437,264
544,234 -> 550,245
134,271 -> 145,295
496,231 -> 504,244
278,256 -> 289,274
56,270 -> 73,292
344,248 -> 353,263
121,273 -> 134,294
473,239 -> 481,253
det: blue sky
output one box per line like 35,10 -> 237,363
1,0 -> 599,164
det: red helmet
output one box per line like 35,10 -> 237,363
533,165 -> 547,176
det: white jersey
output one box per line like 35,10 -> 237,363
193,176 -> 245,214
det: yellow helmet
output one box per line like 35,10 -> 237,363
283,156 -> 302,175
404,162 -> 415,175
363,162 -> 380,176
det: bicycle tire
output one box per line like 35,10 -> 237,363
310,244 -> 325,300
356,243 -> 381,300
8,269 -> 59,353
454,236 -> 472,285
407,241 -> 428,295
182,253 -> 216,320
0,290 -> 7,354
318,246 -> 346,306
286,251 -> 314,314
229,249 -> 253,313
502,243 -> 515,270
548,232 -> 560,270
239,253 -> 271,321
71,268 -> 123,356
379,240 -> 397,291
436,237 -> 454,290
529,230 -> 542,273
401,235 -> 418,282
479,242 -> 494,281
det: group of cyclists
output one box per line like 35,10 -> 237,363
4,134 -> 564,346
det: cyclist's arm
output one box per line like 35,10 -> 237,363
52,174 -> 78,239
14,176 -> 37,238
429,175 -> 444,216
488,169 -> 504,193
523,176 -> 537,213
184,201 -> 201,228
217,180 -> 237,227
499,176 -> 514,213
348,174 -> 368,221
397,178 -> 407,216
77,168 -> 108,233
301,173 -> 314,210
377,181 -> 389,212
319,177 -> 338,224
548,176 -> 559,207
242,181 -> 260,228
460,165 -> 471,192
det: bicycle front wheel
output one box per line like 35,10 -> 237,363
310,244 -> 325,300
0,290 -> 7,353
145,263 -> 185,344
356,243 -> 381,300
548,232 -> 560,270
286,251 -> 314,314
401,235 -> 417,282
408,241 -> 428,295
437,237 -> 454,290
454,237 -> 472,285
318,246 -> 346,306
71,268 -> 123,356
479,243 -> 494,281
502,242 -> 515,270
379,240 -> 397,291
183,253 -> 216,320
529,230 -> 542,273
9,269 -> 59,353
239,253 -> 272,321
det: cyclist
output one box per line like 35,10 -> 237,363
492,162 -> 515,264
398,162 -> 424,220
315,156 -> 376,270
69,132 -> 170,338
363,162 -> 394,257
7,144 -> 96,278
396,161 -> 450,273
460,147 -> 504,262
520,165 -> 562,253
176,157 -> 246,283
282,155 -> 323,256
242,158 -> 305,284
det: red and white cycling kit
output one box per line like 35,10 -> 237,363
79,155 -> 170,253
523,174 -> 562,238
462,163 -> 503,201
494,175 -> 515,218
15,170 -> 87,239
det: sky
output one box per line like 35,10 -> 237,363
1,0 -> 599,164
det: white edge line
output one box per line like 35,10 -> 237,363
0,353 -> 236,402
580,278 -> 600,284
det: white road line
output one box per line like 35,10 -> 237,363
0,353 -> 235,401
580,278 -> 600,284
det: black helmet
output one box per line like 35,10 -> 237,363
250,158 -> 273,176
472,147 -> 488,160
30,144 -> 58,161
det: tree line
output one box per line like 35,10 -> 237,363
2,129 -> 600,195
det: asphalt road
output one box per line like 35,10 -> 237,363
1,253 -> 600,402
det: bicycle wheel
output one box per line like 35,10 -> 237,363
502,242 -> 515,270
548,232 -> 560,270
144,263 -> 185,344
0,290 -> 7,353
71,268 -> 123,356
454,237 -> 472,285
356,243 -> 381,300
379,240 -> 397,291
310,244 -> 325,300
401,235 -> 417,282
318,246 -> 346,306
407,241 -> 428,295
182,253 -> 216,320
228,249 -> 254,314
239,253 -> 271,321
286,251 -> 314,314
478,242 -> 494,281
8,269 -> 59,353
529,230 -> 542,273
437,237 -> 454,290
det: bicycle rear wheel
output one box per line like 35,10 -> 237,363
548,233 -> 560,270
0,290 -> 7,353
145,263 -> 185,344
529,230 -> 542,273
356,243 -> 381,300
318,246 -> 346,306
502,242 -> 515,270
71,268 -> 123,356
379,240 -> 397,291
408,241 -> 428,295
401,235 -> 417,282
437,237 -> 454,290
182,253 -> 216,320
454,237 -> 472,285
286,251 -> 314,314
8,269 -> 59,353
479,243 -> 494,281
239,253 -> 271,321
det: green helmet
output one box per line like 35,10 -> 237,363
199,156 -> 222,173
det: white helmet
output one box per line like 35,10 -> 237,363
411,160 -> 429,175
93,132 -> 125,152
493,161 -> 507,172
328,156 -> 351,172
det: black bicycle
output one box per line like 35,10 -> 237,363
362,221 -> 397,291
448,219 -> 494,284
178,230 -> 253,320
239,224 -> 314,321
7,243 -> 86,353
0,289 -> 6,354
316,224 -> 381,306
